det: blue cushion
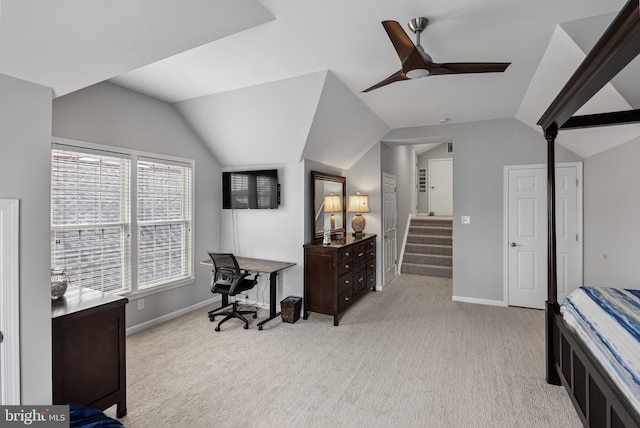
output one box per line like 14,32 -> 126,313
69,403 -> 124,428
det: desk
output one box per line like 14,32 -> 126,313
201,256 -> 296,330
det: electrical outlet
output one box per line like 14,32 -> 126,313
461,215 -> 471,225
137,298 -> 144,310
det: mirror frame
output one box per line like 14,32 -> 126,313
311,171 -> 347,240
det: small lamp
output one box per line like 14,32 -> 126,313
347,191 -> 370,237
323,193 -> 342,230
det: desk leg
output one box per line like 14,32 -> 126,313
207,294 -> 232,321
257,272 -> 281,330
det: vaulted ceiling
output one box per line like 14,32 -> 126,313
1,0 -> 638,167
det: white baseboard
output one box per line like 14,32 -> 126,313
452,295 -> 507,307
126,296 -> 274,335
126,296 -> 219,335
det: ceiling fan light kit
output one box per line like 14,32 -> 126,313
362,16 -> 511,92
406,68 -> 430,79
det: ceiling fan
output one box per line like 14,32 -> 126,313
362,17 -> 510,93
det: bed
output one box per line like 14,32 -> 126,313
537,1 -> 640,426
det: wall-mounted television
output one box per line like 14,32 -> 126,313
222,169 -> 280,209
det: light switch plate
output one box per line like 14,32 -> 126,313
461,216 -> 471,224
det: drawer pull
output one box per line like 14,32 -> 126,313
345,264 -> 350,268
358,252 -> 364,257
344,296 -> 350,301
345,280 -> 350,284
359,278 -> 363,282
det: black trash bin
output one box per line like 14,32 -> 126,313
280,296 -> 302,323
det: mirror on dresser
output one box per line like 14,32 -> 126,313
311,171 -> 347,240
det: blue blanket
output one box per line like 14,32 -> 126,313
561,287 -> 640,415
69,403 -> 124,428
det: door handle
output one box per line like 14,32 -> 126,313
511,242 -> 521,247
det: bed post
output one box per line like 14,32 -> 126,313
545,123 -> 561,385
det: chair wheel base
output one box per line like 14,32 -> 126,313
243,325 -> 249,329
252,314 -> 257,319
214,326 -> 221,332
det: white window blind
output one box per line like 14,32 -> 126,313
137,159 -> 192,289
51,149 -> 131,293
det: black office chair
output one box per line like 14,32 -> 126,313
207,252 -> 258,331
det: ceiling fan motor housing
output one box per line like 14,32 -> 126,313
408,17 -> 429,34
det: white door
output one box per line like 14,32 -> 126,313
0,199 -> 20,405
382,173 -> 397,285
506,164 -> 581,309
554,166 -> 580,302
428,158 -> 452,216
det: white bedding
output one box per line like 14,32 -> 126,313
560,286 -> 640,416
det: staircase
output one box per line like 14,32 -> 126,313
401,216 -> 452,278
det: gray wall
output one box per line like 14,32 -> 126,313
583,137 -> 640,290
52,81 -> 222,328
417,143 -> 453,213
0,74 -> 52,404
384,118 -> 582,302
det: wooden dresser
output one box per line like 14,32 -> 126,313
303,234 -> 376,325
52,286 -> 128,417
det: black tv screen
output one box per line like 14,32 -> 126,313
222,169 -> 280,209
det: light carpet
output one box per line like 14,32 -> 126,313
105,274 -> 581,428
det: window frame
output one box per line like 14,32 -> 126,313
51,137 -> 195,298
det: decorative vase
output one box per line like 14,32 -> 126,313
51,270 -> 69,300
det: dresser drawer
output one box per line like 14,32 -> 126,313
366,259 -> 376,277
366,239 -> 376,260
338,272 -> 353,295
367,273 -> 376,290
358,268 -> 367,294
354,243 -> 366,265
338,289 -> 352,312
338,258 -> 354,276
339,247 -> 353,264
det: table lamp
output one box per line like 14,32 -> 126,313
323,193 -> 342,230
347,191 -> 370,237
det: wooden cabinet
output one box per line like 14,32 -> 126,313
52,286 -> 128,417
303,234 -> 376,326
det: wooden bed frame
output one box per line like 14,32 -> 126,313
537,1 -> 640,426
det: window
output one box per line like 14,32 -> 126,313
51,140 -> 194,294
137,159 -> 192,289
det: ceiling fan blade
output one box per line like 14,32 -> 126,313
428,62 -> 511,75
381,21 -> 416,62
362,70 -> 408,93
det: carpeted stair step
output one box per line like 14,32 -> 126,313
408,225 -> 452,236
406,234 -> 452,246
410,218 -> 453,227
405,243 -> 452,256
402,216 -> 453,278
401,263 -> 452,278
403,253 -> 452,267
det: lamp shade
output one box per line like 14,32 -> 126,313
323,194 -> 342,213
347,192 -> 370,214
